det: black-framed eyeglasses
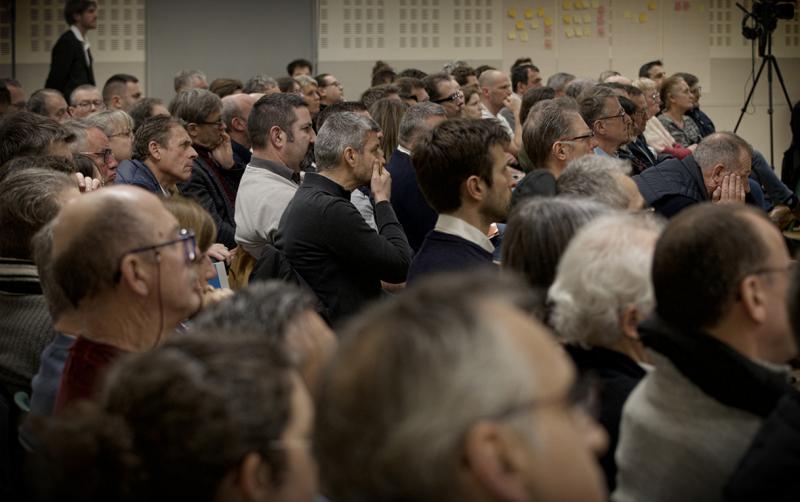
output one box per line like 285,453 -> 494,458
75,100 -> 105,109
596,109 -> 626,122
113,229 -> 197,282
432,90 -> 464,104
80,148 -> 114,164
559,130 -> 595,143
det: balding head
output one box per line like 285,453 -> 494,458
479,70 -> 512,114
221,93 -> 258,147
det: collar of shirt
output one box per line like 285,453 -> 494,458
434,214 -> 494,253
396,145 -> 412,156
70,25 -> 92,66
248,156 -> 299,184
480,103 -> 515,138
303,172 -> 350,198
593,146 -> 616,157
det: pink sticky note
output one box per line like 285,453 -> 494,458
682,1 -> 690,9
545,38 -> 553,49
674,1 -> 681,10
598,27 -> 605,36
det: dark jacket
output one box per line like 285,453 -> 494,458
633,155 -> 709,218
407,231 -> 494,284
45,29 -> 94,99
178,147 -> 243,248
115,159 -> 163,195
565,345 -> 646,493
511,168 -> 556,209
687,107 -> 716,138
619,135 -> 658,175
232,139 -> 252,169
725,390 -> 800,502
386,149 -> 436,253
276,173 -> 411,325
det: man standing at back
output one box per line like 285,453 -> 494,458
407,119 -> 513,282
277,112 -> 411,324
235,94 -> 315,259
46,0 -> 97,100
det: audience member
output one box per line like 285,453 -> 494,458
371,62 -> 397,86
0,155 -> 76,182
450,64 -> 477,86
173,69 -> 209,93
45,0 -> 96,99
658,75 -> 702,147
675,72 -> 715,137
287,58 -> 313,77
315,272 -> 608,502
386,101 -> 447,252
638,59 -> 666,88
558,155 -> 645,210
115,115 -> 198,195
519,85 -> 556,125
171,89 -> 241,248
0,77 -> 27,112
221,93 -> 258,168
128,96 -> 169,131
581,87 -> 632,157
599,70 -> 621,82
513,98 -> 595,205
423,72 -> 464,118
67,84 -> 104,118
235,94 -> 314,259
27,89 -> 69,123
459,83 -> 482,119
0,112 -> 74,166
478,70 -> 520,152
634,131 -> 752,217
86,109 -> 134,161
547,71 -> 576,96
549,213 -> 663,491
31,333 -> 315,502
398,67 -> 428,80
782,100 -> 800,194
368,97 -> 408,159
276,112 -> 411,324
315,73 -> 344,110
208,77 -> 243,98
63,118 -> 119,185
614,203 -> 796,502
243,74 -> 279,94
102,74 -> 142,112
408,119 -> 511,282
359,83 -> 400,110
277,76 -> 302,94
395,76 -> 428,105
566,77 -> 596,99
618,85 -> 658,173
50,186 -> 203,411
0,169 -> 79,396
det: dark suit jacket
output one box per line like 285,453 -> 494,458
45,29 -> 95,99
114,159 -> 163,195
386,149 -> 436,252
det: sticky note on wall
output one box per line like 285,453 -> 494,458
507,8 -> 517,18
516,20 -> 525,29
524,8 -> 534,19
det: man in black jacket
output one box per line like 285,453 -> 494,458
45,0 -> 97,100
276,112 -> 411,325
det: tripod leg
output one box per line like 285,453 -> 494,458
769,56 -> 793,110
735,57 -> 769,133
767,57 -> 775,166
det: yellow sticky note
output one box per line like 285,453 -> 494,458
648,1 -> 657,10
507,8 -> 517,18
530,20 -> 540,29
507,30 -> 517,40
565,27 -> 575,37
563,14 -> 572,24
537,7 -> 545,17
583,26 -> 592,36
562,0 -> 572,10
524,8 -> 534,19
574,14 -> 582,23
516,20 -> 525,29
639,12 -> 648,22
623,10 -> 632,18
544,16 -> 554,27
520,31 -> 529,41
698,3 -> 705,11
583,13 -> 591,22
592,0 -> 600,7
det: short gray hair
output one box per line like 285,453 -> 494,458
63,118 -> 104,152
69,84 -> 100,105
549,213 -> 663,347
693,131 -> 753,173
579,86 -> 617,126
522,98 -> 580,168
315,112 -> 380,170
27,89 -> 63,116
546,72 -> 576,92
32,220 -> 73,320
565,78 -> 595,99
243,74 -> 278,94
174,69 -> 207,93
398,101 -> 446,146
557,155 -> 633,209
169,89 -> 222,124
85,109 -> 133,136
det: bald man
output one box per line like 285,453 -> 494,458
479,70 -> 521,155
51,186 -> 203,411
222,93 -> 258,168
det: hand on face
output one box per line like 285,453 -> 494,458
712,173 -> 746,204
211,131 -> 235,169
370,158 -> 392,203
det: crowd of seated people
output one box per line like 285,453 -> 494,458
3,6 -> 800,497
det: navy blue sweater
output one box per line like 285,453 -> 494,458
407,231 -> 494,283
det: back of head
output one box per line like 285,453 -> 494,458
129,97 -> 164,131
315,100 -> 368,131
520,86 -> 557,124
398,101 -> 447,147
315,112 -> 380,171
64,0 -> 96,25
102,74 -> 138,105
368,98 -> 409,155
451,65 -> 477,86
173,69 -> 206,93
579,86 -> 616,126
395,76 -> 424,101
502,196 -> 613,319
30,333 -> 295,502
398,68 -> 428,80
169,89 -> 222,124
247,92 -> 307,150
27,89 -> 62,116
653,203 -> 770,332
693,131 -> 752,172
522,98 -> 579,168
86,109 -> 133,137
208,78 -> 243,98
1,155 -> 76,183
412,118 -> 510,213
566,78 -> 596,99
243,74 -> 278,94
64,117 -> 106,153
547,72 -> 576,92
0,168 -> 75,259
360,84 -> 399,110
315,271 -> 537,501
557,155 -> 633,209
549,213 -> 663,347
0,111 -> 74,165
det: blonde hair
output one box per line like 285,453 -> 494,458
162,196 -> 216,252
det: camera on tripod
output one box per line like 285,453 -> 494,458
739,0 -> 797,54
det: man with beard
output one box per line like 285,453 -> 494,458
407,119 -> 514,282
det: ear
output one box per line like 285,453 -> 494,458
68,106 -> 77,117
619,305 -> 641,341
111,95 -> 123,109
738,275 -> 769,323
237,452 -> 271,502
232,116 -> 247,133
710,164 -> 726,185
343,145 -> 358,168
268,126 -> 284,148
551,140 -> 568,161
463,174 -> 486,203
462,422 -> 528,502
148,140 -> 161,161
118,254 -> 152,298
593,120 -> 604,135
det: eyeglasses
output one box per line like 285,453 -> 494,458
75,100 -> 105,109
80,148 -> 114,164
109,129 -> 133,138
321,80 -> 343,88
432,90 -> 464,104
559,130 -> 595,143
113,229 -> 197,282
196,119 -> 225,128
490,374 -> 600,423
596,109 -> 627,122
